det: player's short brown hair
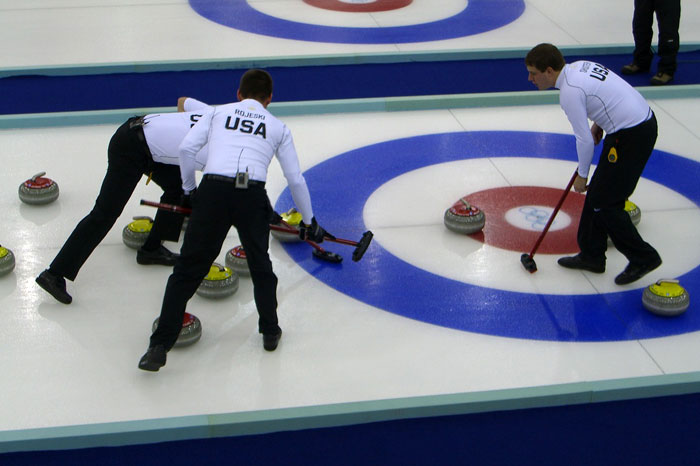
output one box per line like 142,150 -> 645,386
525,43 -> 566,72
239,69 -> 273,102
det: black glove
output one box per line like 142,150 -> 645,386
298,217 -> 331,243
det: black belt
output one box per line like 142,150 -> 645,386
203,174 -> 266,188
608,110 -> 656,137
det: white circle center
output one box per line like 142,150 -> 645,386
505,205 -> 571,232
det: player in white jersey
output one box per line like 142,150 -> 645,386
525,43 -> 662,286
35,98 -> 212,305
139,69 -> 330,371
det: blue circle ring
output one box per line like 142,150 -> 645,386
189,0 -> 525,44
276,131 -> 700,341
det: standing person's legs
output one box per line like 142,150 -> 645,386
588,117 -> 661,284
632,0 -> 655,69
575,192 -> 609,266
595,118 -> 660,265
655,0 -> 681,76
147,179 -> 233,352
233,188 -> 280,339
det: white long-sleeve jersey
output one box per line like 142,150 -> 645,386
556,61 -> 652,177
178,98 -> 314,223
141,97 -> 212,171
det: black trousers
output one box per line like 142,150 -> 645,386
577,114 -> 660,266
149,175 -> 280,351
632,0 -> 681,74
50,117 -> 184,281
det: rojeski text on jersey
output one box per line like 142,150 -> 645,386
234,108 -> 266,120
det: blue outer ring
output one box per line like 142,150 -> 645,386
275,131 -> 700,342
189,0 -> 525,44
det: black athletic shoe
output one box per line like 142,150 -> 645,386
136,245 -> 179,266
35,269 -> 72,304
263,330 -> 282,352
557,254 -> 605,274
615,257 -> 662,285
138,345 -> 167,371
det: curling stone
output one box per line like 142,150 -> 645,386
225,245 -> 249,276
0,245 -> 15,277
271,208 -> 303,242
625,199 -> 641,226
196,263 -> 239,299
642,279 -> 690,317
18,171 -> 59,205
444,197 -> 486,234
122,216 -> 153,249
152,312 -> 202,347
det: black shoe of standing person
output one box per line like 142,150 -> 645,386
263,330 -> 282,352
614,256 -> 662,285
36,269 -> 72,304
136,245 -> 179,266
557,254 -> 605,274
138,345 -> 167,371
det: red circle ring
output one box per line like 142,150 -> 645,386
303,0 -> 412,13
464,186 -> 585,255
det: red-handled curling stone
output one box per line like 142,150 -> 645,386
152,312 -> 202,347
444,197 -> 486,234
196,263 -> 239,299
225,245 -> 249,276
122,216 -> 154,249
0,245 -> 16,277
18,171 -> 59,205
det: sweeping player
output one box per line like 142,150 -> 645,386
35,98 -> 212,305
139,69 -> 330,371
525,43 -> 662,285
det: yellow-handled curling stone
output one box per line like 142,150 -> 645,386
271,208 -> 303,242
0,245 -> 15,277
642,279 -> 690,317
196,263 -> 239,299
122,216 -> 153,249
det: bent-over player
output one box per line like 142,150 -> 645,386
525,43 -> 662,285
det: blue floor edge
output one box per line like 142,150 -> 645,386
2,44 -> 700,116
1,85 -> 699,130
2,371 -> 700,454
